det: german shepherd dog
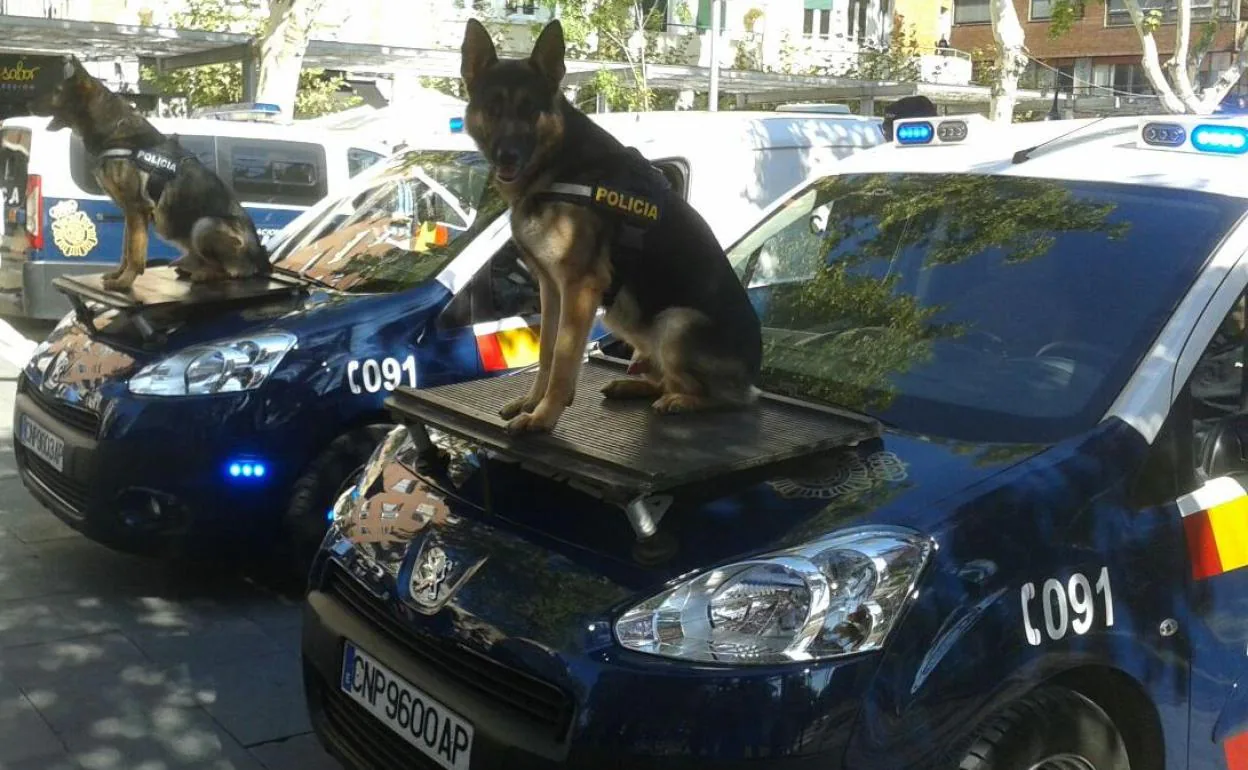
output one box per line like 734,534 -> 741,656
461,19 -> 763,435
29,57 -> 270,291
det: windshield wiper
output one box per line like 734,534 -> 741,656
272,264 -> 336,291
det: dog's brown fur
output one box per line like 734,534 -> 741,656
29,57 -> 269,291
460,20 -> 763,435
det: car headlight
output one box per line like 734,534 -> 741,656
128,331 -> 297,396
614,527 -> 933,665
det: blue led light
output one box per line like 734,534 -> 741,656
1191,124 -> 1248,154
896,121 -> 934,145
327,508 -> 335,522
449,116 -> 464,133
226,460 -> 268,481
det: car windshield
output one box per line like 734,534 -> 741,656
271,149 -> 504,293
731,172 -> 1248,443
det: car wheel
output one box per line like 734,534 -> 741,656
957,687 -> 1129,770
281,424 -> 392,583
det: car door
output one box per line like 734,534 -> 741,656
428,158 -> 692,380
1156,288 -> 1248,769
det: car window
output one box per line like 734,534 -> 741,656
348,148 -> 384,178
69,134 -> 215,196
220,137 -> 326,206
273,149 -> 499,293
731,172 -> 1248,443
1191,292 -> 1248,454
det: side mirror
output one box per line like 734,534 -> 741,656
1199,414 -> 1248,479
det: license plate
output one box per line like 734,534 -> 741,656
18,414 -> 64,472
340,641 -> 473,770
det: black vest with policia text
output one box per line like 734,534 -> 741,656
97,140 -> 196,202
533,146 -> 671,305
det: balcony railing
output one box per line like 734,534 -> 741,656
0,0 -> 74,18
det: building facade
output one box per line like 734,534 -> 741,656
949,0 -> 1247,103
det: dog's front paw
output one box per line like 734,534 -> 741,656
499,395 -> 539,420
102,273 -> 137,292
504,410 -> 556,435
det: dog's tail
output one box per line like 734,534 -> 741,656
239,215 -> 273,275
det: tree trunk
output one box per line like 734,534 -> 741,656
988,0 -> 1027,123
1196,23 -> 1248,112
1166,0 -> 1201,108
255,0 -> 323,121
1121,0 -> 1189,112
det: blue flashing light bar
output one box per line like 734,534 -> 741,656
1191,124 -> 1248,155
896,121 -> 934,145
227,459 -> 267,480
449,116 -> 465,133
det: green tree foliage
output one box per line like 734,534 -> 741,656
752,174 -> 1128,411
140,0 -> 359,118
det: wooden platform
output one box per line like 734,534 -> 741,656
52,266 -> 304,312
386,356 -> 881,508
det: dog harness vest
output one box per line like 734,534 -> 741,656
97,144 -> 192,201
534,147 -> 670,306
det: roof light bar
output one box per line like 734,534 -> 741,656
1137,117 -> 1248,156
893,116 -> 983,148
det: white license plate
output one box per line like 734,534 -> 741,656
18,414 -> 64,472
340,641 -> 473,770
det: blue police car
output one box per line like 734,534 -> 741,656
304,114 -> 1248,770
12,110 -> 882,571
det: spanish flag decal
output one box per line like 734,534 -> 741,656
474,319 -> 540,372
1226,730 -> 1248,770
1176,476 -> 1248,581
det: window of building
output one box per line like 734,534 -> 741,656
803,0 -> 832,37
1030,0 -> 1053,19
504,0 -> 537,14
953,0 -> 990,25
1106,0 -> 1229,26
1091,62 -> 1154,95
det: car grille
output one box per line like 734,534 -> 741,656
325,564 -> 573,739
20,449 -> 89,514
318,676 -> 441,769
20,376 -> 101,436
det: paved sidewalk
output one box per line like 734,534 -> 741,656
0,370 -> 343,768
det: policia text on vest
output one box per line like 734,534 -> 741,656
593,186 -> 660,223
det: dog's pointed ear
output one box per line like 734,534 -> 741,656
461,19 -> 498,93
529,20 -> 566,91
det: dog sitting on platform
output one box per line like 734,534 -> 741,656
29,57 -> 270,291
460,19 -> 763,435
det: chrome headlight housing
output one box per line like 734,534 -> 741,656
128,331 -> 297,396
614,527 -> 933,665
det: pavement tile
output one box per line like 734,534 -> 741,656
0,632 -> 148,691
0,752 -> 81,770
126,616 -> 283,668
247,733 -> 340,770
0,597 -> 99,649
175,653 -> 312,748
70,729 -> 264,770
0,682 -> 64,763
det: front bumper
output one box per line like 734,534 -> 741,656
302,562 -> 877,769
13,378 -> 290,555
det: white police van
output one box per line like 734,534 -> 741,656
0,110 -> 387,319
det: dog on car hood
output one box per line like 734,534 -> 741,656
459,19 -> 763,435
29,57 -> 270,291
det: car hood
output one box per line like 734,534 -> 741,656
328,426 -> 1054,650
22,281 -> 450,412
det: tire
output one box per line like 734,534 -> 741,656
957,687 -> 1129,770
280,424 -> 392,584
